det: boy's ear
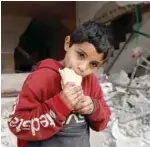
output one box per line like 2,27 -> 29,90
64,36 -> 71,51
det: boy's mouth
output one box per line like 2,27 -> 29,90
74,68 -> 83,76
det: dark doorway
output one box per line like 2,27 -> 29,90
14,19 -> 71,73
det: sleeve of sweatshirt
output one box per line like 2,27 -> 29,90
8,70 -> 72,141
87,75 -> 111,132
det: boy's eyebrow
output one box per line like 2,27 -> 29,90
78,48 -> 101,64
92,61 -> 100,64
78,48 -> 88,56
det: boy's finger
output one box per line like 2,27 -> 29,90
64,82 -> 76,89
74,102 -> 83,110
76,97 -> 92,109
66,82 -> 76,86
71,95 -> 82,107
69,86 -> 82,95
74,97 -> 84,110
72,89 -> 83,98
77,103 -> 92,113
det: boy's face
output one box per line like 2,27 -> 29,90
63,36 -> 104,77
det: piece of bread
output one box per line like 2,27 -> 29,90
59,67 -> 82,87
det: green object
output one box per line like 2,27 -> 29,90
135,5 -> 140,47
133,30 -> 150,38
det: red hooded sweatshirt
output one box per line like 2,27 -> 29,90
8,59 -> 111,147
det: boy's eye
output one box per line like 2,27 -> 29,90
90,62 -> 98,67
77,52 -> 85,59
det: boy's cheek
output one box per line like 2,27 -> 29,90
84,69 -> 97,77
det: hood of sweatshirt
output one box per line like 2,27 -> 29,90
35,59 -> 64,73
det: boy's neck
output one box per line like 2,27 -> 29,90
59,60 -> 65,66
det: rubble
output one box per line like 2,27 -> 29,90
97,70 -> 150,147
1,71 -> 150,147
1,98 -> 17,147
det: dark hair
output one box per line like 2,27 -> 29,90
70,20 -> 113,60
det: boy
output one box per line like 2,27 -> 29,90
8,20 -> 112,147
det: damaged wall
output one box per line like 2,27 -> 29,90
76,1 -> 107,26
110,11 -> 150,74
76,1 -> 150,75
1,1 -> 76,73
1,14 -> 31,73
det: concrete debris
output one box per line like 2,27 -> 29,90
93,71 -> 150,147
1,71 -> 150,147
1,98 -> 17,147
144,131 -> 150,141
108,70 -> 130,85
1,73 -> 29,97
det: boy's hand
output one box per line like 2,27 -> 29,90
60,82 -> 83,110
74,96 -> 94,115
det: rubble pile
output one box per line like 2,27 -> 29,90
98,70 -> 150,147
1,98 -> 17,147
1,71 -> 150,147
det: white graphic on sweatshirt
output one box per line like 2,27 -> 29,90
9,112 -> 85,136
9,95 -> 85,136
9,110 -> 56,136
10,95 -> 19,115
65,114 -> 85,124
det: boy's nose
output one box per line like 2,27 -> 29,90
78,62 -> 88,72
